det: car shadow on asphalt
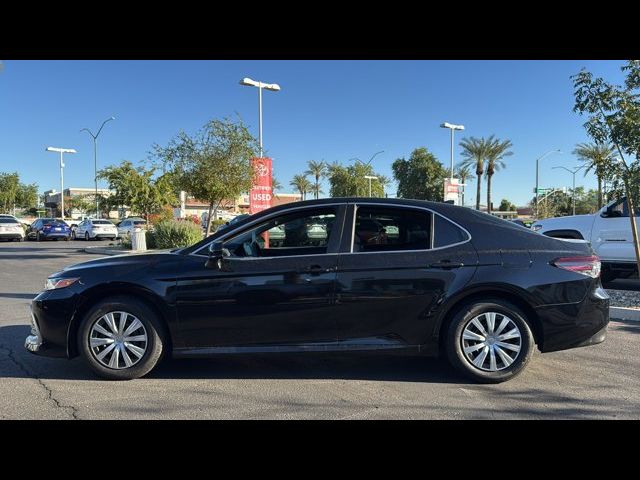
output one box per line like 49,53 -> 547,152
610,318 -> 640,335
0,293 -> 37,299
0,324 -> 469,384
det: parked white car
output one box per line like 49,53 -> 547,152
0,216 -> 25,241
531,196 -> 638,282
117,218 -> 147,238
73,218 -> 118,241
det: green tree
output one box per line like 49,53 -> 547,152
498,199 -> 517,212
573,142 -> 615,209
573,60 -> 640,275
327,161 -> 386,197
272,176 -> 282,193
290,174 -> 312,200
484,136 -> 514,214
454,164 -> 475,207
459,137 -> 490,210
98,161 -> 177,222
304,160 -> 326,199
0,172 -> 38,213
391,148 -> 446,201
151,117 -> 258,235
17,183 -> 38,210
66,194 -> 94,217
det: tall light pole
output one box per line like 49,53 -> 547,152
535,149 -> 562,218
440,122 -> 465,179
81,116 -> 116,218
552,165 -> 586,215
46,147 -> 77,220
239,77 -> 280,157
364,175 -> 378,197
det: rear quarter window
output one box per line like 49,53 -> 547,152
433,214 -> 469,248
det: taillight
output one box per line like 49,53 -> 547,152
551,255 -> 601,278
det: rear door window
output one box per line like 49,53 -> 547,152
353,206 -> 432,252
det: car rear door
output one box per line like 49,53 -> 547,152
333,203 -> 478,348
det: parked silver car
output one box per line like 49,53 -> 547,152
0,216 -> 25,241
73,218 -> 118,241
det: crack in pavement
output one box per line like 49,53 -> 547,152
0,343 -> 79,420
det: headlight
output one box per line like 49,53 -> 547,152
45,277 -> 80,290
531,224 -> 543,232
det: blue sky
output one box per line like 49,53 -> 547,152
0,60 -> 627,207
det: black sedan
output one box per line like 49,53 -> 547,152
25,198 -> 609,383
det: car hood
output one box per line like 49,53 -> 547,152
59,249 -> 179,275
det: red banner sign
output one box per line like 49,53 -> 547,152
249,157 -> 273,214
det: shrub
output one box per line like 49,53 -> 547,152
147,206 -> 174,225
145,230 -> 157,249
183,214 -> 201,225
153,219 -> 203,249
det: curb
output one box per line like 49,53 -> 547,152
83,247 -> 134,256
610,307 -> 640,322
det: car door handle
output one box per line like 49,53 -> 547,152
428,260 -> 464,269
300,265 -> 335,274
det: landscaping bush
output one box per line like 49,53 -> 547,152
153,219 -> 203,249
147,206 -> 174,225
145,230 -> 157,249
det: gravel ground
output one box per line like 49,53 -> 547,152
606,289 -> 640,309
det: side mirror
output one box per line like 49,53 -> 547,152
205,241 -> 225,269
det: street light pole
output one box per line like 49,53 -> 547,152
552,165 -> 586,215
364,175 -> 378,197
440,122 -> 465,180
240,78 -> 281,158
81,116 -> 116,218
46,147 -> 77,220
535,149 -> 562,218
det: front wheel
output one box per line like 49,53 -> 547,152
445,299 -> 534,384
78,296 -> 167,380
85,232 -> 90,241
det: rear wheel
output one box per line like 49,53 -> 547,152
446,299 -> 534,383
36,232 -> 41,242
85,232 -> 90,241
78,296 -> 166,380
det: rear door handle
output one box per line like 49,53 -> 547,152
300,265 -> 335,274
428,260 -> 464,269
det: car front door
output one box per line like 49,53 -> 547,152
333,203 -> 478,348
174,205 -> 346,350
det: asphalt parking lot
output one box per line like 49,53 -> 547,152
1,240 -> 639,419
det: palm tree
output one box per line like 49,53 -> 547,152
573,142 -> 615,209
484,136 -> 513,214
454,164 -> 475,207
305,160 -> 326,199
271,176 -> 282,199
459,137 -> 489,210
290,174 -> 312,200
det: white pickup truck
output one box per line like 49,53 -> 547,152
531,196 -> 639,282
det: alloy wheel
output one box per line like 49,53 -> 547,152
461,312 -> 522,372
89,311 -> 148,369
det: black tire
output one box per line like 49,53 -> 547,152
77,296 -> 167,380
36,232 -> 41,242
445,299 -> 534,384
85,232 -> 90,241
71,230 -> 76,240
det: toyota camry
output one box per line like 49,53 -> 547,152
25,198 -> 609,383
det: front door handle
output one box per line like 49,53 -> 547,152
428,260 -> 464,269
